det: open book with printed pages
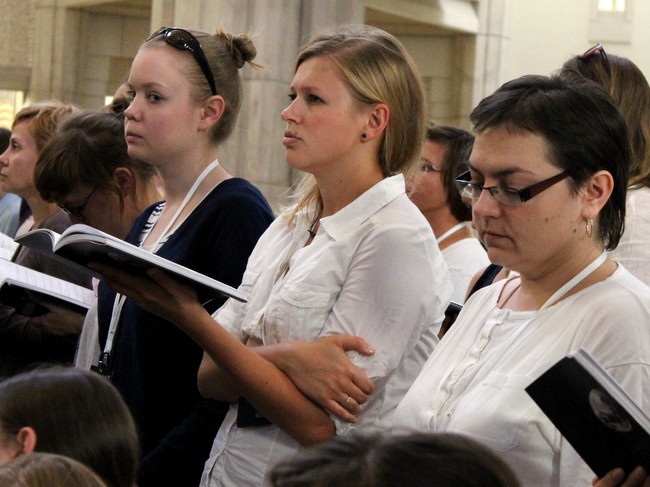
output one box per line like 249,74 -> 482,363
0,259 -> 94,316
525,348 -> 650,478
14,223 -> 247,303
0,231 -> 18,261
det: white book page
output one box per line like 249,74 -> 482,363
0,232 -> 18,260
0,259 -> 94,308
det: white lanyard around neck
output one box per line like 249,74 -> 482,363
146,159 -> 221,252
98,159 -> 220,377
539,251 -> 607,310
436,222 -> 467,245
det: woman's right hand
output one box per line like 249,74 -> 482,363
593,467 -> 650,487
272,335 -> 375,423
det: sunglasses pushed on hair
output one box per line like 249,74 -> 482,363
578,43 -> 611,76
148,27 -> 218,96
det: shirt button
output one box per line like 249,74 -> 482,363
476,337 -> 489,350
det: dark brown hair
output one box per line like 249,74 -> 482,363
270,431 -> 521,487
0,368 -> 139,487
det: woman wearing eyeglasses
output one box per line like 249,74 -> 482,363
406,123 -> 489,309
94,25 -> 451,486
91,27 -> 274,487
393,74 -> 650,486
0,101 -> 93,378
33,110 -> 161,372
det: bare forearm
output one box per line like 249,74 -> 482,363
180,309 -> 335,445
197,352 -> 239,401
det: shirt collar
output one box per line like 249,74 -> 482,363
319,174 -> 405,240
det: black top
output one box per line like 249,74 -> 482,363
466,263 -> 503,300
97,178 -> 274,487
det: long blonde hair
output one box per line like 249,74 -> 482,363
288,25 -> 426,221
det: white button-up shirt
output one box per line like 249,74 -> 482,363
201,174 -> 452,486
394,266 -> 650,486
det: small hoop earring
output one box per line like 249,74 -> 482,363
361,133 -> 367,139
586,218 -> 594,238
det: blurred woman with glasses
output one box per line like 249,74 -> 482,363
34,110 -> 162,371
393,74 -> 650,486
406,123 -> 489,311
90,27 -> 274,487
0,101 -> 92,378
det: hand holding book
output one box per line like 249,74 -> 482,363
15,223 -> 246,305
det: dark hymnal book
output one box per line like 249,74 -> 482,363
15,224 -> 247,303
525,348 -> 650,478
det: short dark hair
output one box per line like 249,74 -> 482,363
425,122 -> 474,222
0,367 -> 139,487
470,74 -> 629,250
270,431 -> 521,487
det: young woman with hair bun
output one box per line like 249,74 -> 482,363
95,26 -> 274,487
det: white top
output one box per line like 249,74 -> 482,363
441,237 -> 490,303
201,174 -> 452,487
74,278 -> 101,370
609,187 -> 650,286
393,265 -> 650,487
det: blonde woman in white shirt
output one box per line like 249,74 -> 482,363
94,24 -> 451,486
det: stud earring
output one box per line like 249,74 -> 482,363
361,133 -> 367,139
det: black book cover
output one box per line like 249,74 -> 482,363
525,350 -> 650,478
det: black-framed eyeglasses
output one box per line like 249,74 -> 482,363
453,170 -> 570,206
147,27 -> 217,96
59,187 -> 97,218
578,43 -> 611,76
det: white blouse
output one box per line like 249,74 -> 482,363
394,266 -> 650,487
202,174 -> 452,486
609,187 -> 650,286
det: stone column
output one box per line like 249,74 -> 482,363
30,0 -> 82,102
472,0 -> 509,107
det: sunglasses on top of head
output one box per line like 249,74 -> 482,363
147,27 -> 218,96
578,42 -> 611,76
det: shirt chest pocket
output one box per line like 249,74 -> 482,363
447,372 -> 536,452
263,281 -> 335,343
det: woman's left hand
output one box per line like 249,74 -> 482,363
271,335 -> 375,422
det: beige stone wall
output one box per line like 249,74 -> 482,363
0,0 -> 34,91
0,0 -> 35,128
401,34 -> 476,130
75,12 -> 149,110
0,0 -> 493,209
505,0 -> 650,80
